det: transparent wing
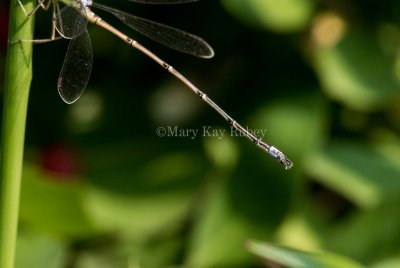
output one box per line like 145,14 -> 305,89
56,4 -> 87,39
92,3 -> 214,58
129,0 -> 200,4
58,30 -> 93,104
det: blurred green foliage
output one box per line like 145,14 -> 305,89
1,0 -> 400,267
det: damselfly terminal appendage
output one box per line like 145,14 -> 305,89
18,0 -> 293,169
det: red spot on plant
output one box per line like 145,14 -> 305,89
40,142 -> 83,180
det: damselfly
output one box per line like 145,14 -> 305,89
17,0 -> 293,169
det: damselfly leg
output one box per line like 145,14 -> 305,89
14,0 -> 63,43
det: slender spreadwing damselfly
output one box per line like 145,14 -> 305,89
16,0 -> 293,169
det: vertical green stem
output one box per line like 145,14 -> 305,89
0,0 -> 35,267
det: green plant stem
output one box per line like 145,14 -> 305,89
0,0 -> 35,267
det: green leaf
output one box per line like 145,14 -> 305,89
314,30 -> 400,111
20,164 -> 95,237
85,187 -> 194,238
15,231 -> 67,268
326,200 -> 400,263
84,142 -> 207,192
222,0 -> 315,32
246,241 -> 366,268
84,151 -> 206,238
372,256 -> 400,268
185,155 -> 292,267
303,141 -> 400,208
185,182 -> 256,268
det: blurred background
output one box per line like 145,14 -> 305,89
1,0 -> 400,267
